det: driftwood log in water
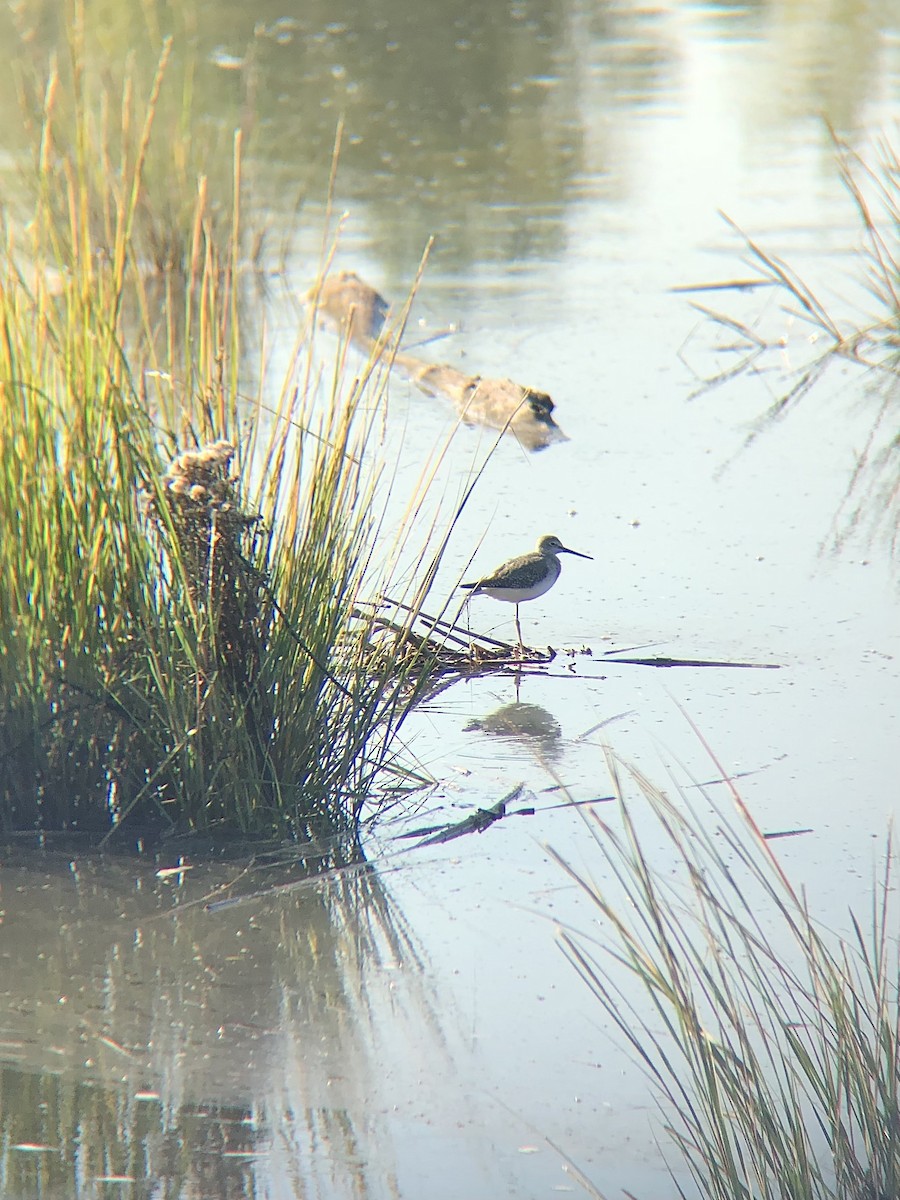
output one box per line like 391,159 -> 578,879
315,270 -> 391,343
314,271 -> 566,451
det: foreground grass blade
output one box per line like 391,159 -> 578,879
551,749 -> 900,1199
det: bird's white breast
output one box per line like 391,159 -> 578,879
477,575 -> 558,604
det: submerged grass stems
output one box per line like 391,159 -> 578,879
701,130 -> 900,367
551,750 -> 900,1200
0,26 -> 438,848
682,129 -> 900,566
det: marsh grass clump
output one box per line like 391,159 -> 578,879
552,750 -> 900,1200
8,0 -> 249,280
0,21 -> 438,849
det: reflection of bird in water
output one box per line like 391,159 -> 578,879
465,702 -> 563,762
460,534 -> 592,645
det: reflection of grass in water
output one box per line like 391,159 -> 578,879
0,1068 -> 261,1199
0,850 -> 437,1200
551,748 -> 899,1200
0,14 -> 441,843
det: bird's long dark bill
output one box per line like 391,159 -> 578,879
561,546 -> 592,560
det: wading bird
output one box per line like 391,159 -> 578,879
460,533 -> 592,646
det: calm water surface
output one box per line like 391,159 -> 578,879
2,1 -> 899,1196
